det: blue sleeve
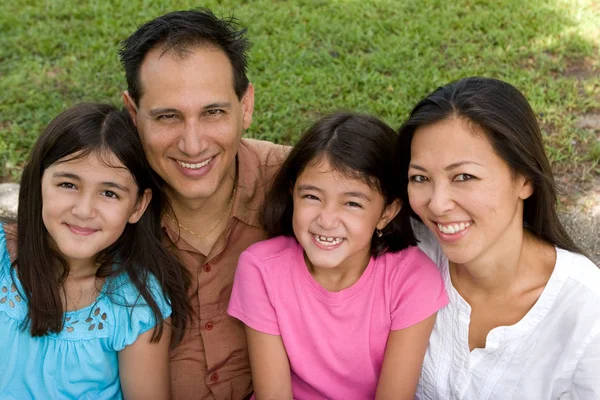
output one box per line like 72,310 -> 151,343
109,272 -> 173,350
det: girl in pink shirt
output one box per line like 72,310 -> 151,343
228,112 -> 448,399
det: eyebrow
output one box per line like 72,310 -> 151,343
149,102 -> 232,117
409,161 -> 483,172
296,185 -> 371,201
296,184 -> 323,193
52,172 -> 129,192
53,172 -> 80,180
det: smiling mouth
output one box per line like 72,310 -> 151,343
436,221 -> 471,235
66,223 -> 99,235
313,235 -> 344,246
176,157 -> 213,169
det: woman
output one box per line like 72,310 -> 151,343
395,77 -> 600,399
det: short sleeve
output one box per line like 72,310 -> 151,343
227,249 -> 280,335
572,328 -> 600,398
389,247 -> 448,331
110,273 -> 173,350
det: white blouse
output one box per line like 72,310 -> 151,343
414,223 -> 600,400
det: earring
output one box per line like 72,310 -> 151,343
376,229 -> 383,238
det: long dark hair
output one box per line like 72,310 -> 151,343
16,103 -> 190,343
264,111 -> 416,256
395,76 -> 581,254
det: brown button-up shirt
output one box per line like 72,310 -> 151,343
164,139 -> 289,400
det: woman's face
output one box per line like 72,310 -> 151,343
407,118 -> 533,265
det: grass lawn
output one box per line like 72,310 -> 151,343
1,0 -> 599,185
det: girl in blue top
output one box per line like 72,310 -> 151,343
0,103 -> 190,399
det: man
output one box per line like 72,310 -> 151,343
119,9 -> 288,399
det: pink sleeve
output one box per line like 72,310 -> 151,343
390,247 -> 448,331
227,249 -> 281,335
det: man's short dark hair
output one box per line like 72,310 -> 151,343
119,8 -> 250,105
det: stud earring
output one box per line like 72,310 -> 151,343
376,229 -> 383,238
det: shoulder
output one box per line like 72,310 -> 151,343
240,138 -> 290,164
380,246 -> 440,278
239,138 -> 290,178
106,270 -> 167,310
556,248 -> 600,296
0,223 -> 17,263
0,224 -> 16,277
243,236 -> 299,265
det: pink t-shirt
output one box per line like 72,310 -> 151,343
228,236 -> 448,399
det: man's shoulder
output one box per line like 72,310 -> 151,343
239,138 -> 290,172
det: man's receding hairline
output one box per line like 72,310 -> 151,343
135,42 -> 239,104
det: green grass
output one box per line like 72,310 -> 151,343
1,0 -> 599,181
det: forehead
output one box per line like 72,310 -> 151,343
297,157 -> 376,193
137,45 -> 236,107
45,151 -> 136,185
411,118 -> 501,165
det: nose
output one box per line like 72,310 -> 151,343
71,192 -> 97,220
316,205 -> 340,230
177,119 -> 205,156
428,182 -> 455,215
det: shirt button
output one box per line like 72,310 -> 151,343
210,373 -> 219,382
205,321 -> 214,331
204,264 -> 212,273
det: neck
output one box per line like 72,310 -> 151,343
307,251 -> 371,292
166,162 -> 237,223
64,258 -> 98,279
450,229 -> 549,296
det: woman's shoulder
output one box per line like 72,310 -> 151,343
555,248 -> 600,296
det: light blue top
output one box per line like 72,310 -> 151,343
0,224 -> 172,400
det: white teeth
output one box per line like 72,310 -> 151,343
177,157 -> 213,169
437,222 -> 471,235
314,235 -> 343,246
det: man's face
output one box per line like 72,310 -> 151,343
124,45 -> 254,204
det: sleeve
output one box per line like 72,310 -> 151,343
227,249 -> 281,335
111,273 -> 173,350
390,247 -> 449,331
572,328 -> 600,399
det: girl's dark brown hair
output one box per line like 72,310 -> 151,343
15,103 -> 190,343
395,76 -> 581,254
263,111 -> 417,256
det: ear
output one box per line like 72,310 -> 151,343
128,189 -> 152,224
377,199 -> 402,231
122,91 -> 138,126
241,83 -> 255,130
517,175 -> 534,200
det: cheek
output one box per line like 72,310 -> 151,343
140,125 -> 175,153
407,186 -> 427,214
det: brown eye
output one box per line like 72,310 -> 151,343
454,174 -> 475,182
409,175 -> 428,183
